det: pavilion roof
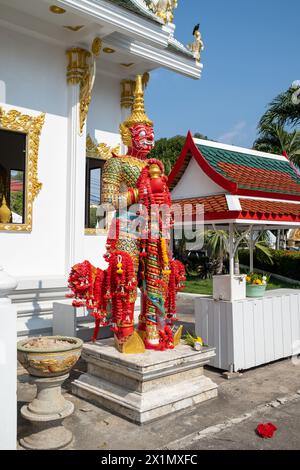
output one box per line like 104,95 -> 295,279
173,195 -> 300,224
169,132 -> 300,201
169,132 -> 300,227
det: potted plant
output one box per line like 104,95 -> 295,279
246,273 -> 269,298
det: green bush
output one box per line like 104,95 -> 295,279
239,249 -> 300,281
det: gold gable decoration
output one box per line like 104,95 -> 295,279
0,108 -> 45,232
86,134 -> 120,160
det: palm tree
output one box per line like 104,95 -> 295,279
206,230 -> 229,275
259,85 -> 300,128
254,123 -> 300,166
206,229 -> 273,275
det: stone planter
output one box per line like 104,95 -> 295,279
18,336 -> 83,450
246,284 -> 267,298
17,336 -> 83,377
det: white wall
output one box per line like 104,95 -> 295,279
0,26 -> 68,277
87,72 -> 121,147
84,72 -> 122,268
0,27 -> 125,278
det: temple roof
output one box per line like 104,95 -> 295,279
108,0 -> 194,59
169,132 -> 300,226
108,0 -> 163,23
169,132 -> 300,201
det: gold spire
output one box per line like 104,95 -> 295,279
120,75 -> 153,146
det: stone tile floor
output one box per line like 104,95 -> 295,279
17,295 -> 300,450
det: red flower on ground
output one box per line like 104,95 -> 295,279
256,422 -> 277,439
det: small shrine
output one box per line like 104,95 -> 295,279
169,132 -> 300,372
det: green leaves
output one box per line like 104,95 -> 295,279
149,133 -> 208,175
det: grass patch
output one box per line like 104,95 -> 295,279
183,276 -> 299,295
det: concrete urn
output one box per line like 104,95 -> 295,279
17,336 -> 83,378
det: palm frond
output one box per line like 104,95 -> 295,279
259,87 -> 300,128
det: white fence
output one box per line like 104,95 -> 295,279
195,290 -> 300,371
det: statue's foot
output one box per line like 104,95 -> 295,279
114,331 -> 145,354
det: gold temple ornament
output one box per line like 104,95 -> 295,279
86,134 -> 120,160
49,5 -> 66,14
120,75 -> 153,146
0,108 -> 45,232
63,25 -> 85,32
148,0 -> 178,24
66,38 -> 103,135
120,79 -> 135,110
187,24 -> 204,63
0,196 -> 11,224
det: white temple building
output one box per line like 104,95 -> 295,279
0,0 -> 202,338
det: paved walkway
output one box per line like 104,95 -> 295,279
17,294 -> 300,450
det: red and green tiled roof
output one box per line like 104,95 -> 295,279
174,195 -> 228,216
168,132 -> 300,201
239,199 -> 300,218
197,143 -> 300,198
173,195 -> 300,223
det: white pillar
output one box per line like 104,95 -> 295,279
249,241 -> 254,273
0,266 -> 17,450
65,49 -> 90,272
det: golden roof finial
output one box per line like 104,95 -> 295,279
120,75 -> 153,146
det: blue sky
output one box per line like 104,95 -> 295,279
145,0 -> 300,147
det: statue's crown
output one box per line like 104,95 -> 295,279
120,75 -> 153,146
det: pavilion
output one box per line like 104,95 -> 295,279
169,132 -> 300,372
169,131 -> 300,274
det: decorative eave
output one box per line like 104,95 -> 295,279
169,131 -> 300,201
57,0 -> 169,47
105,33 -> 202,78
173,194 -> 300,226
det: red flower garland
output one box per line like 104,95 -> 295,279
256,423 -> 278,439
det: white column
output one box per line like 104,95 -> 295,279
0,266 -> 17,450
65,49 -> 89,272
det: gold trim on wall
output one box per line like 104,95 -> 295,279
0,108 -> 45,232
86,134 -> 120,160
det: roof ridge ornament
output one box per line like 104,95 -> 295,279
147,0 -> 178,24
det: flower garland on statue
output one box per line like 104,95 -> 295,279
135,159 -> 185,349
67,250 -> 136,342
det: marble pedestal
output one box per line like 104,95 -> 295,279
20,374 -> 73,450
72,339 -> 218,424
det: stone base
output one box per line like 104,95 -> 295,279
72,339 -> 218,424
20,374 -> 74,450
20,421 -> 73,450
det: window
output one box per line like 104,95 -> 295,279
0,108 -> 45,232
85,134 -> 119,234
0,129 -> 26,224
85,157 -> 104,229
